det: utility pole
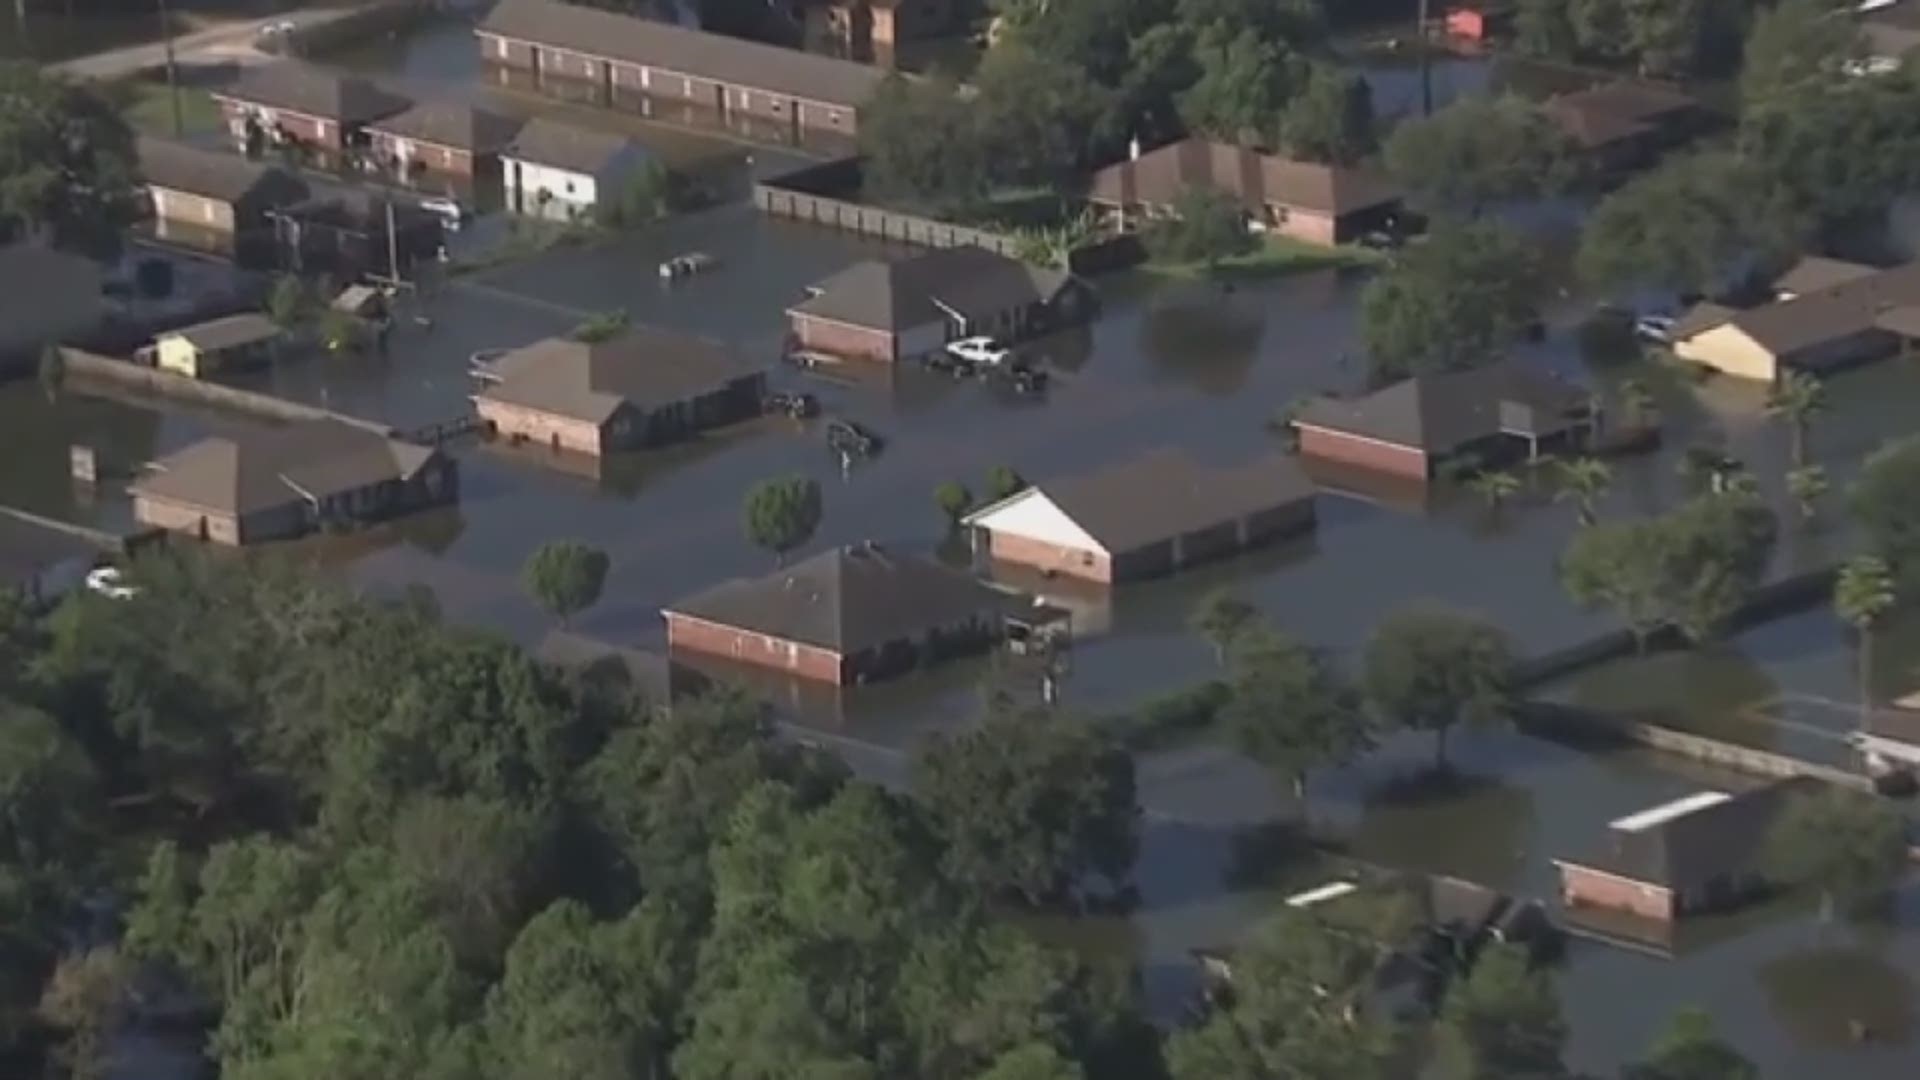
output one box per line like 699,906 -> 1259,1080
158,0 -> 183,136
1417,0 -> 1433,117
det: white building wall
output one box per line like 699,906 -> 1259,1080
966,490 -> 1105,554
504,158 -> 599,220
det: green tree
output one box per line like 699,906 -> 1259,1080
1221,626 -> 1369,818
1578,151 -> 1799,297
972,41 -> 1110,188
1660,489 -> 1779,644
1143,186 -> 1255,274
34,945 -> 132,1080
596,161 -> 686,229
1621,1007 -> 1757,1080
935,481 -> 974,528
1739,76 -> 1920,235
742,474 -> 823,565
1189,588 -> 1258,664
1834,554 -> 1896,730
1362,608 -> 1514,770
1739,0 -> 1857,111
1786,464 -> 1827,522
860,73 -> 987,214
0,62 -> 139,251
986,465 -> 1028,501
520,541 -> 611,626
1766,371 -> 1827,470
1561,517 -> 1672,653
1765,787 -> 1909,920
913,710 -> 1138,906
1359,219 -> 1543,382
1552,457 -> 1612,526
1851,435 -> 1920,588
1436,943 -> 1567,1080
571,310 -> 630,343
1468,470 -> 1523,516
1515,0 -> 1578,57
266,274 -> 311,328
1177,24 -> 1304,143
973,1042 -> 1085,1080
1382,95 -> 1572,215
1280,63 -> 1374,165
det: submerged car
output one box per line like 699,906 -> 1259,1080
826,419 -> 883,458
85,566 -> 137,601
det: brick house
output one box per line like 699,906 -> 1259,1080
664,543 -> 1010,685
129,420 -> 456,546
1087,138 -> 1404,248
961,450 -> 1316,585
367,102 -> 524,185
787,246 -> 1092,363
137,136 -> 309,260
473,326 -> 766,457
1554,780 -> 1816,923
1294,364 -> 1596,484
478,0 -> 887,144
212,61 -> 410,158
1540,81 -> 1710,175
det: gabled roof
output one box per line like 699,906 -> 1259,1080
503,117 -> 646,176
480,0 -> 889,109
160,313 -> 279,352
666,543 -> 1008,654
1561,779 -> 1820,895
475,326 -> 760,425
136,136 -> 308,204
1087,137 -> 1402,217
963,450 -> 1313,555
789,246 -> 1075,332
1672,301 -> 1736,340
1541,81 -> 1700,149
1721,261 -> 1920,357
369,102 -> 524,154
130,420 -> 436,516
213,61 -> 411,125
1772,255 -> 1879,298
1296,363 -> 1591,455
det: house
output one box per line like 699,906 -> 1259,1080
787,246 -> 1091,363
1086,138 -> 1404,248
1672,259 -> 1920,381
1859,0 -> 1920,68
0,245 -> 103,372
479,0 -> 888,143
136,137 -> 310,259
810,0 -> 956,65
473,326 -> 766,456
1540,81 -> 1709,173
129,419 -> 456,546
151,313 -> 282,378
1854,692 -> 1920,778
1553,780 -> 1817,923
0,509 -> 105,608
267,184 -> 444,279
664,542 -> 1010,685
501,118 -> 654,222
961,450 -> 1315,584
1294,363 -> 1596,482
367,102 -> 524,184
212,61 -> 410,157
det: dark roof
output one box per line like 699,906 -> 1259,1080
1865,702 -> 1920,746
369,102 -> 524,153
130,420 -> 437,515
1772,255 -> 1879,297
1724,261 -> 1920,357
1541,81 -> 1701,149
789,246 -> 1075,332
214,61 -> 411,124
161,313 -> 279,352
136,136 -> 308,204
0,511 -> 101,589
1672,301 -> 1736,340
965,450 -> 1313,554
1564,779 -> 1820,894
666,543 -> 1008,654
1862,0 -> 1920,54
481,0 -> 888,109
503,117 -> 645,175
476,326 -> 761,424
1088,137 -> 1402,217
1296,363 -> 1592,455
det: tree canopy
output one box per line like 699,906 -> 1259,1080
1361,608 -> 1515,770
522,541 -> 611,625
1577,151 -> 1800,298
742,474 -> 824,563
1764,786 -> 1910,918
1358,220 -> 1544,383
1435,943 -> 1568,1080
0,62 -> 139,252
1382,95 -> 1573,215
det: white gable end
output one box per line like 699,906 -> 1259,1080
968,490 -> 1107,555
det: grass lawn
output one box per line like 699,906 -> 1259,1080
1147,234 -> 1388,281
118,80 -> 223,137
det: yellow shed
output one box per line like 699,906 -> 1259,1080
154,313 -> 281,378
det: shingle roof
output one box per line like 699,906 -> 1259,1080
1087,138 -> 1403,217
965,450 -> 1314,555
503,117 -> 645,175
1724,261 -> 1920,357
1296,363 -> 1592,455
789,246 -> 1074,332
1865,703 -> 1920,746
162,313 -> 280,352
214,61 -> 411,124
476,326 -> 760,425
369,102 -> 524,153
481,0 -> 888,109
136,136 -> 308,204
1565,779 -> 1819,895
667,543 -> 1008,654
1541,81 -> 1700,149
1672,301 -> 1736,340
130,420 -> 435,515
1772,255 -> 1879,297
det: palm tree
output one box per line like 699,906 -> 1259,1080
1834,555 -> 1896,730
1786,465 -> 1828,522
1766,371 -> 1827,469
1467,470 -> 1521,516
1552,457 -> 1612,526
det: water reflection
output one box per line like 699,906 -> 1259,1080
1346,769 -> 1535,892
1761,945 -> 1916,1047
1561,645 -> 1782,750
1139,285 -> 1267,397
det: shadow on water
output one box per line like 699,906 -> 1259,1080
1344,768 -> 1536,892
1139,285 -> 1268,398
1762,945 -> 1917,1047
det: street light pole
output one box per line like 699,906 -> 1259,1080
158,0 -> 183,136
1417,0 -> 1433,116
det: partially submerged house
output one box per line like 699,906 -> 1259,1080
1673,258 -> 1920,382
473,327 -> 765,456
130,420 -> 456,546
267,184 -> 444,279
501,118 -> 654,222
151,313 -> 282,378
1086,138 -> 1404,247
961,450 -> 1316,584
137,137 -> 309,261
664,542 -> 1011,685
1294,364 -> 1596,482
1541,81 -> 1709,173
367,102 -> 524,185
1553,780 -> 1817,924
212,61 -> 410,157
787,245 -> 1090,363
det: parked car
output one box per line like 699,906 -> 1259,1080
1003,365 -> 1049,395
923,352 -> 981,379
946,336 -> 1013,367
418,196 -> 465,233
659,252 -> 718,280
764,391 -> 820,419
1634,314 -> 1677,345
85,566 -> 137,601
826,419 -> 883,458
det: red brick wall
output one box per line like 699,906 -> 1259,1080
1298,425 -> 1430,480
792,313 -> 897,363
986,530 -> 1111,583
1274,208 -> 1339,247
372,134 -> 479,178
223,102 -> 340,150
1559,863 -> 1675,921
666,613 -> 845,683
479,399 -> 607,456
